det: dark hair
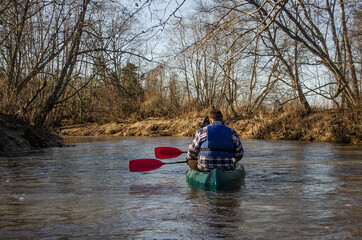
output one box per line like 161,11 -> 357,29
201,116 -> 209,127
209,109 -> 223,121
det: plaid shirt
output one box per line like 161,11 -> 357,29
186,121 -> 244,171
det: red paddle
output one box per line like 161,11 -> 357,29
129,158 -> 187,172
155,147 -> 187,159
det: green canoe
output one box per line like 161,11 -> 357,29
186,163 -> 245,191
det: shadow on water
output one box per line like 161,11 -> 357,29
0,137 -> 361,239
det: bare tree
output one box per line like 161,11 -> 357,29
245,0 -> 360,109
192,0 -> 360,110
263,23 -> 311,113
0,0 -> 189,125
175,16 -> 221,108
34,0 -> 91,126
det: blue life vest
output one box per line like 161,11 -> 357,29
200,124 -> 235,158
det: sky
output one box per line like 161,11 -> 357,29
135,0 -> 198,63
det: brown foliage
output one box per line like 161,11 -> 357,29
230,109 -> 361,145
57,108 -> 361,145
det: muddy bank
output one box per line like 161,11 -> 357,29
57,111 -> 361,145
0,114 -> 63,151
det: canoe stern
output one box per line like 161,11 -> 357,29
186,164 -> 245,191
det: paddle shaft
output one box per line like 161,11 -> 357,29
164,160 -> 187,164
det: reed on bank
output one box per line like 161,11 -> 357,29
57,108 -> 361,145
1,108 -> 360,152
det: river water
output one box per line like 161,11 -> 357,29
0,137 -> 361,239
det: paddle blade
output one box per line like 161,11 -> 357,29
155,147 -> 185,159
129,159 -> 165,172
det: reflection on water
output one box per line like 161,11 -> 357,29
0,137 -> 361,239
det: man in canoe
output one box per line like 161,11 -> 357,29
186,109 -> 244,172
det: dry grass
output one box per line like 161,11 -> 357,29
57,109 -> 361,145
230,109 -> 361,145
57,117 -> 203,137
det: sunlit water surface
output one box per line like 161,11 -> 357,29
1,137 -> 361,239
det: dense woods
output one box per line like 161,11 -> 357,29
0,0 -> 360,143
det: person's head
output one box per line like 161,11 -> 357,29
208,109 -> 223,123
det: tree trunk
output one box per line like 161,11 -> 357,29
34,0 -> 90,126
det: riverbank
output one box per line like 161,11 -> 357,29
0,114 -> 63,151
1,109 -> 360,152
57,110 -> 361,145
